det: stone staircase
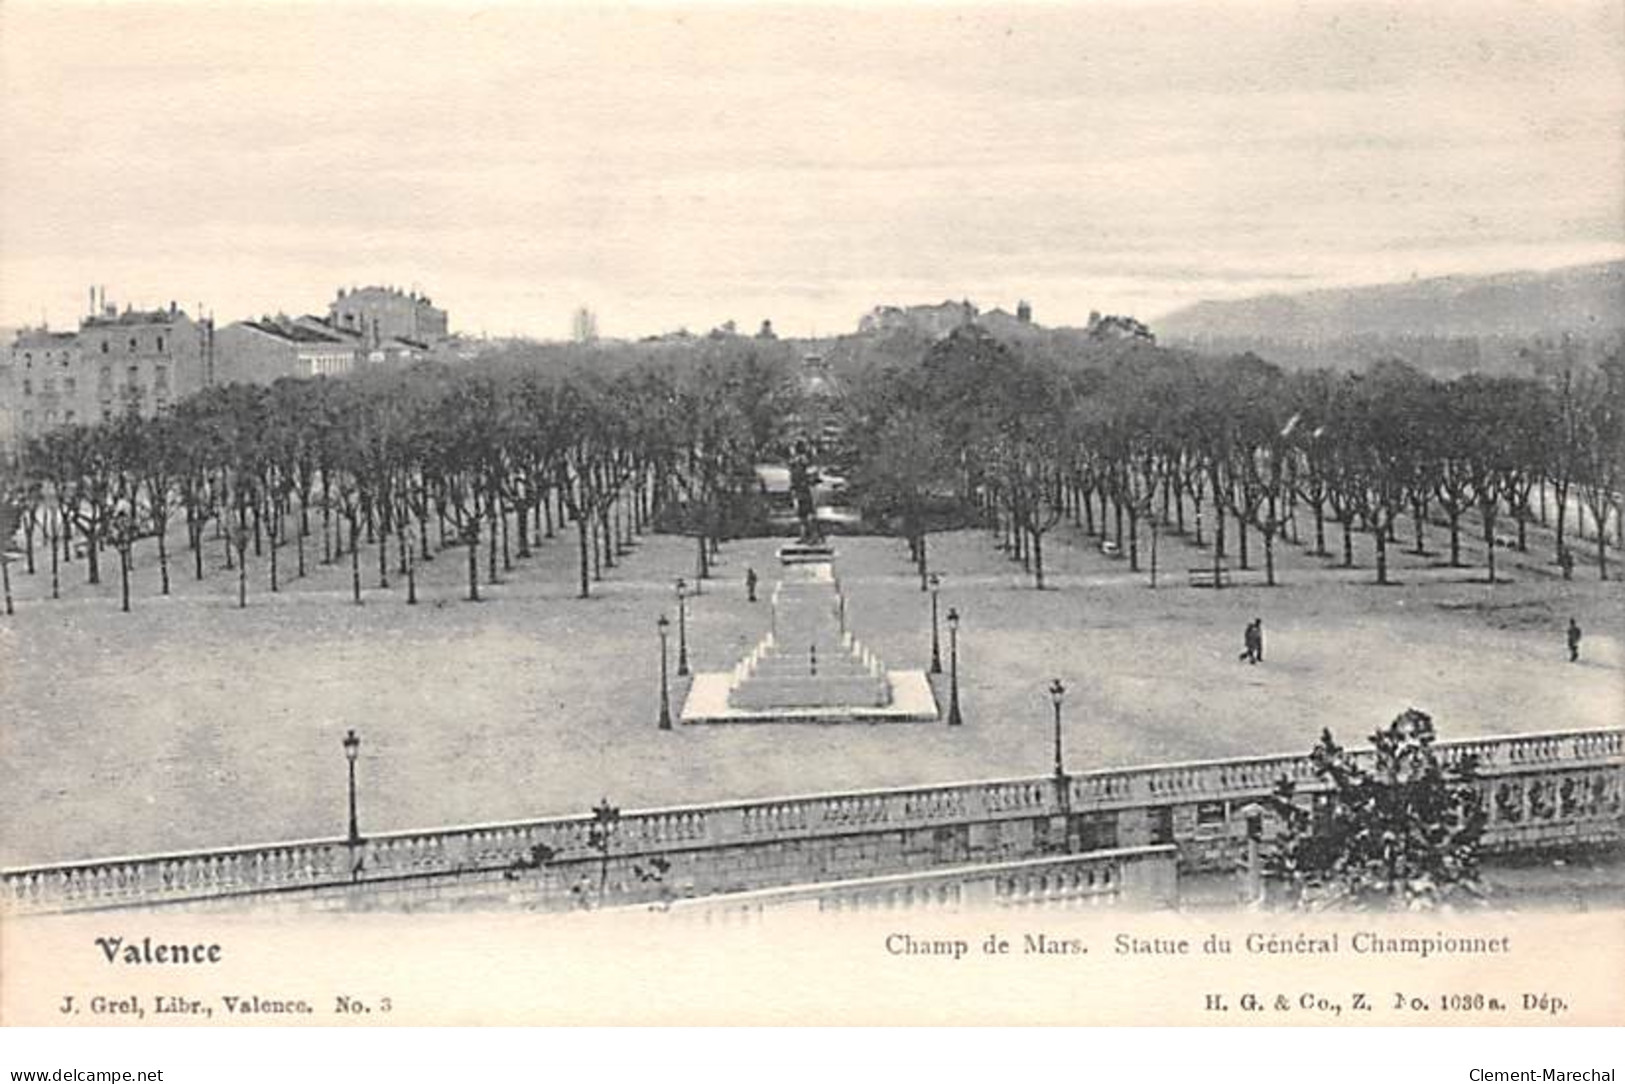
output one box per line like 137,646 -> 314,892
727,562 -> 892,711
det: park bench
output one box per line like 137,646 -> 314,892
1099,539 -> 1121,557
1188,564 -> 1233,588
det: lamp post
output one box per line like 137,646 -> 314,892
928,572 -> 942,674
657,613 -> 673,731
1049,679 -> 1066,777
946,607 -> 963,726
1048,679 -> 1074,852
342,728 -> 362,879
674,577 -> 690,677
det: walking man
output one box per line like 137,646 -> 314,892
1239,618 -> 1262,665
745,566 -> 758,603
1567,617 -> 1582,663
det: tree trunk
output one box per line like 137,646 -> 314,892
1375,525 -> 1389,585
351,526 -> 362,604
1032,526 -> 1046,589
590,514 -> 602,582
575,516 -> 591,598
1212,526 -> 1224,590
157,523 -> 170,596
488,503 -> 500,585
377,520 -> 389,589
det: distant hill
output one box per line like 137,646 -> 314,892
1156,261 -> 1625,343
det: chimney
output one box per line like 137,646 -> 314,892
89,286 -> 96,318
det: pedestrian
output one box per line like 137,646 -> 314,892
745,566 -> 758,603
1567,618 -> 1582,663
1239,619 -> 1261,665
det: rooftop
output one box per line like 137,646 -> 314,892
81,308 -> 187,329
241,317 -> 346,345
10,329 -> 79,348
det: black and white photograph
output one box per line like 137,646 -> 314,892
0,0 -> 1621,1039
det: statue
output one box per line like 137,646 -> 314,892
787,439 -> 823,544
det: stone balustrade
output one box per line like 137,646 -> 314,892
4,726 -> 1618,915
660,845 -> 1178,918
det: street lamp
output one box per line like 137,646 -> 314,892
1049,679 -> 1072,851
342,729 -> 362,879
1049,679 -> 1068,786
657,613 -> 673,731
928,572 -> 942,674
674,577 -> 690,677
946,607 -> 963,726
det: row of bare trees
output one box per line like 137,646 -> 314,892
2,340 -> 799,612
843,325 -> 1624,588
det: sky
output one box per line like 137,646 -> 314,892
2,0 -> 1622,340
